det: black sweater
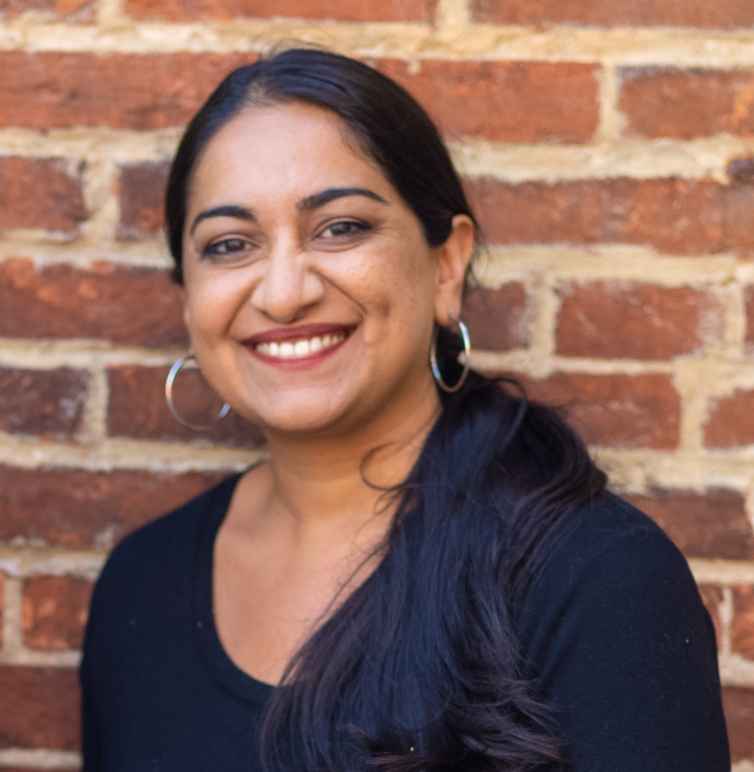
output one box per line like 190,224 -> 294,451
80,473 -> 730,771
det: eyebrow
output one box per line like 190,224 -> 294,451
297,187 -> 388,210
189,187 -> 388,235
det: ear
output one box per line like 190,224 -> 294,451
433,214 -> 475,328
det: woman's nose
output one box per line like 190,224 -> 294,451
249,245 -> 324,324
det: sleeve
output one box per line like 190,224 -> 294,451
80,654 -> 100,772
517,520 -> 730,772
79,572 -> 104,772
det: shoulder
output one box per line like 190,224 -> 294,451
513,495 -> 730,769
517,490 -> 712,678
528,491 -> 690,596
89,473 -> 240,613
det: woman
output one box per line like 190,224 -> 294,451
80,48 -> 730,771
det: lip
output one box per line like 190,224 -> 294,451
242,323 -> 355,369
243,323 -> 354,346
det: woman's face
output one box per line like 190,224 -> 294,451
181,101 -> 471,438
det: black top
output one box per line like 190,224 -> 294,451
80,473 -> 730,771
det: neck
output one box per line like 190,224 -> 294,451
262,376 -> 441,538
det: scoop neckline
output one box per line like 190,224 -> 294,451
193,470 -> 277,705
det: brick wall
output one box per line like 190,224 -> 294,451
1,0 -> 753,767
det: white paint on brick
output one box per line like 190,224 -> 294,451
78,366 -> 109,443
3,22 -> 754,66
691,559 -> 754,585
0,241 -> 171,268
435,0 -> 471,30
0,749 -> 81,768
0,432 -> 264,471
720,653 -> 754,687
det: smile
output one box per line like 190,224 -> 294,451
254,332 -> 347,360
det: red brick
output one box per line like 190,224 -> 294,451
0,259 -> 187,347
0,466 -> 227,548
555,281 -> 720,360
0,158 -> 86,234
467,177 -> 725,254
471,0 -> 754,28
724,687 -> 754,762
0,768 -> 79,772
118,161 -> 170,240
22,576 -> 93,651
0,666 -> 79,749
627,489 -> 754,560
699,585 -> 725,646
620,67 -> 754,140
723,181 -> 754,257
0,52 -> 249,130
126,0 -> 435,21
107,365 -> 263,446
732,585 -> 754,661
522,372 -> 680,449
463,283 -> 529,351
0,0 -> 92,18
0,574 -> 4,650
0,367 -> 88,438
705,388 -> 754,448
379,59 -> 599,143
744,285 -> 754,344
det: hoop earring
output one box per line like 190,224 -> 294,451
430,318 -> 471,394
164,354 -> 231,431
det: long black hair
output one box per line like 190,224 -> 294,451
165,47 -> 606,771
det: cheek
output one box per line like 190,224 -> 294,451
183,276 -> 244,339
355,251 -> 436,340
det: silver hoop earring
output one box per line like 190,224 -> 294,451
430,318 -> 471,394
164,354 -> 231,431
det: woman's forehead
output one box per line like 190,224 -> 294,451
188,102 -> 390,208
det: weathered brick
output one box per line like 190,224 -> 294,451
0,367 -> 88,438
732,584 -> 754,661
724,687 -> 754,762
0,466 -> 227,548
471,0 -> 754,28
722,180 -> 754,257
463,283 -> 529,351
126,0 -> 435,21
620,67 -> 754,140
0,574 -> 4,650
0,158 -> 86,234
118,161 -> 170,240
522,372 -> 680,449
744,285 -> 754,345
0,666 -> 79,749
0,0 -> 93,19
0,52 -> 249,130
379,60 -> 599,143
555,281 -> 720,360
0,259 -> 187,347
699,585 -> 725,647
627,489 -> 754,560
22,576 -> 93,651
0,768 -> 79,772
467,177 -> 725,254
705,388 -> 754,448
107,365 -> 263,446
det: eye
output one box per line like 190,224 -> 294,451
201,237 -> 255,259
318,220 -> 371,239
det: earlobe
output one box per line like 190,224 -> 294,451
434,214 -> 476,327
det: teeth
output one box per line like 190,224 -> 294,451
255,332 -> 346,359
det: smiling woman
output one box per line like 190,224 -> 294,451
80,48 -> 730,772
